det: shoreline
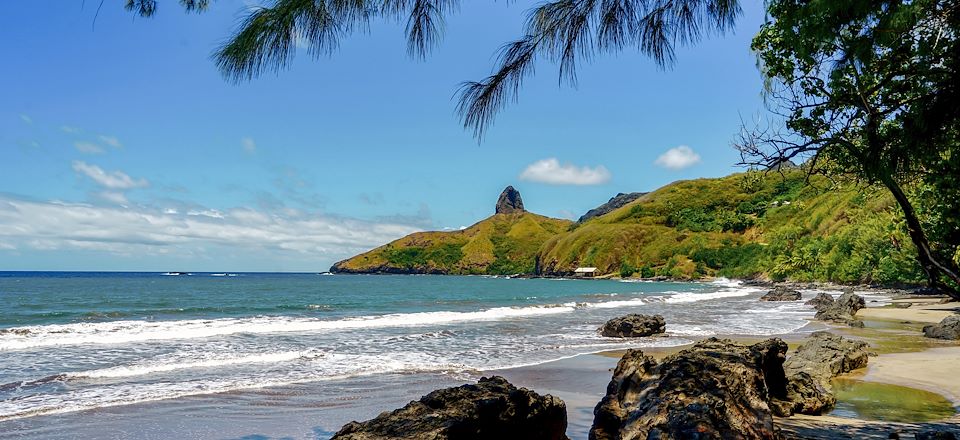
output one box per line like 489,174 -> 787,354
492,293 -> 960,438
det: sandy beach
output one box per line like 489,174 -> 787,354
494,295 -> 960,439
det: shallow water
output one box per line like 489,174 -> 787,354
830,379 -> 957,423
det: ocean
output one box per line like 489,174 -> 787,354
0,272 -> 830,438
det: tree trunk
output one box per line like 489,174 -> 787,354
879,174 -> 960,300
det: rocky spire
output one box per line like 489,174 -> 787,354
495,186 -> 525,214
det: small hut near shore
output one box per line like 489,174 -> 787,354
574,267 -> 598,278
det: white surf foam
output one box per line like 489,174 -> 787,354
66,350 -> 324,379
0,304 -> 578,351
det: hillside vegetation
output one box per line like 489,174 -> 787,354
331,212 -> 572,275
333,170 -> 925,285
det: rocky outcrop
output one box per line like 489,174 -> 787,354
590,338 -> 787,440
916,431 -> 958,440
771,331 -> 871,416
805,292 -> 835,309
923,315 -> 960,340
332,376 -> 568,440
577,192 -> 646,223
495,186 -> 525,214
599,314 -> 666,338
814,290 -> 866,327
761,286 -> 802,301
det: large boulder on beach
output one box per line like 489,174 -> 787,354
814,290 -> 866,327
923,315 -> 960,340
331,376 -> 569,440
590,338 -> 787,440
805,292 -> 835,309
599,314 -> 666,338
771,331 -> 871,416
761,286 -> 802,301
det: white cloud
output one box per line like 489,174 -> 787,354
72,161 -> 149,190
20,114 -> 33,124
99,135 -> 123,148
241,137 -> 257,154
74,141 -> 105,155
654,145 -> 701,170
519,158 -> 611,186
61,125 -> 80,133
0,195 -> 423,260
98,191 -> 129,205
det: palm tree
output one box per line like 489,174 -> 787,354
126,0 -> 742,139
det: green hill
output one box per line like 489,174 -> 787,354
330,211 -> 572,275
332,172 -> 925,285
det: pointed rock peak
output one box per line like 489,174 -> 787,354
496,186 -> 525,214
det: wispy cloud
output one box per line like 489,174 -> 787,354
74,141 -> 105,155
241,137 -> 257,154
19,114 -> 32,124
72,161 -> 149,190
98,135 -> 122,149
0,194 -> 423,260
60,125 -> 80,134
655,145 -> 701,170
519,158 -> 611,185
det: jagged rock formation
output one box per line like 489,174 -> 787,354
578,192 -> 645,223
331,376 -> 569,440
495,186 -> 525,214
760,286 -> 802,301
599,314 -> 666,338
772,331 -> 871,416
590,338 -> 787,440
805,292 -> 835,309
923,315 -> 960,340
814,290 -> 866,327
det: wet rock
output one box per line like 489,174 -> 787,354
495,186 -> 525,214
599,314 -> 666,338
922,315 -> 960,340
761,286 -> 802,301
814,290 -> 866,327
590,338 -> 787,440
805,292 -> 835,309
332,376 -> 568,440
916,431 -> 957,440
772,331 -> 870,416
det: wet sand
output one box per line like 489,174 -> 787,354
497,298 -> 960,438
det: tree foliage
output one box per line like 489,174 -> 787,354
740,0 -> 960,296
125,0 -> 741,139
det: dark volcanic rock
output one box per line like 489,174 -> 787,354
772,331 -> 870,416
599,314 -> 666,338
495,186 -> 525,214
577,192 -> 646,223
805,292 -> 835,309
814,290 -> 866,327
761,286 -> 802,302
916,431 -> 958,440
923,315 -> 960,340
331,376 -> 568,440
590,338 -> 787,440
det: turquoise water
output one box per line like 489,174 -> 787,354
0,272 -> 819,437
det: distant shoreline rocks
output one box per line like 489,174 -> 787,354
760,286 -> 802,301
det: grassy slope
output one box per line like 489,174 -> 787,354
333,170 -> 924,284
331,212 -> 572,275
539,170 -> 924,284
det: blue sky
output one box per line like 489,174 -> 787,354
0,1 -> 768,271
